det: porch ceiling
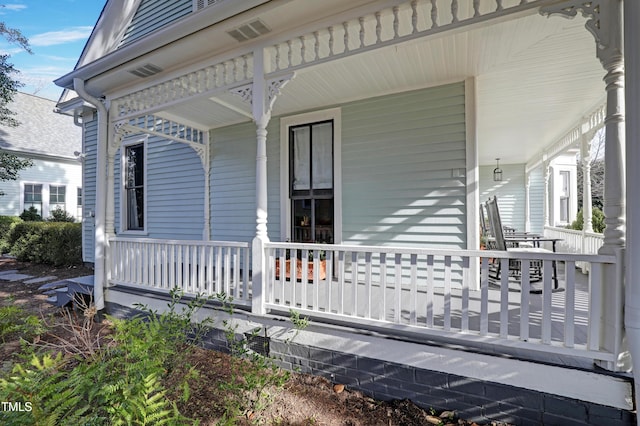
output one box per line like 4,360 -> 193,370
152,10 -> 605,167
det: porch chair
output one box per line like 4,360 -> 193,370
485,196 -> 559,291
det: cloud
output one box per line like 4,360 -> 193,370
0,4 -> 27,13
29,26 -> 93,47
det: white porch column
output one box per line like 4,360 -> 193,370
597,1 -> 627,372
525,172 -> 531,232
624,0 -> 640,417
580,131 -> 594,234
543,160 -> 551,228
543,0 -> 627,372
251,48 -> 272,315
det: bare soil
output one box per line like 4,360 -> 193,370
0,257 -> 510,425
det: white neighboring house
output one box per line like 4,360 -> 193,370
0,92 -> 83,220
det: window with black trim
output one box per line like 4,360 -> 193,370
124,143 -> 145,231
290,120 -> 334,243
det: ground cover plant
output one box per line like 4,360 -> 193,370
0,258 -> 512,425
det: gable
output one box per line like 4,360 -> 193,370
118,0 -> 192,47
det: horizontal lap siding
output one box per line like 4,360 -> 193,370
341,83 -> 467,249
119,0 -> 192,47
114,136 -> 205,240
82,118 -> 98,263
210,121 -> 280,242
479,163 -> 526,231
528,167 -> 544,234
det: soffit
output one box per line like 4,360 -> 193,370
160,12 -> 603,166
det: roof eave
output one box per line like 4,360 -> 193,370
54,0 -> 273,95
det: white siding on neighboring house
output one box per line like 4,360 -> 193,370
0,157 -> 82,219
479,163 -> 526,231
341,83 -> 467,249
114,135 -> 206,240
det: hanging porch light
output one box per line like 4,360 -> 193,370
493,158 -> 503,181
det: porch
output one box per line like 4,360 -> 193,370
108,237 -> 621,370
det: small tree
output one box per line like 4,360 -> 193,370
0,17 -> 33,195
568,207 -> 605,234
47,207 -> 76,223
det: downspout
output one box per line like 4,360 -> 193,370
73,78 -> 107,310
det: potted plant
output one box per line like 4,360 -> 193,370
276,247 -> 327,281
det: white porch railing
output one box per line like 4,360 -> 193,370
545,226 -> 604,254
263,242 -> 620,364
109,237 -> 251,306
545,226 -> 604,273
106,237 -> 622,365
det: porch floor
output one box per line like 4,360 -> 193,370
266,262 -> 598,369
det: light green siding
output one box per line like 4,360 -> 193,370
114,135 -> 205,240
479,163 -> 527,231
528,167 -> 545,234
119,0 -> 192,47
82,117 -> 98,263
341,83 -> 467,249
209,121 -> 281,242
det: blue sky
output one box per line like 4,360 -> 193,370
0,1 -> 105,101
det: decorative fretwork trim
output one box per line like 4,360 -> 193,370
540,1 -> 620,67
111,54 -> 254,121
112,115 -> 209,166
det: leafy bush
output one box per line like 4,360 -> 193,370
0,216 -> 22,254
0,305 -> 46,344
8,221 -> 82,266
46,207 -> 76,223
568,207 -> 605,233
19,207 -> 42,222
0,289 -> 206,425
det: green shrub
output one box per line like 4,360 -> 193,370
8,222 -> 82,266
19,207 -> 42,222
0,216 -> 22,254
46,207 -> 76,223
568,207 -> 605,233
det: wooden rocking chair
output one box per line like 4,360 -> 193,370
485,196 -> 559,290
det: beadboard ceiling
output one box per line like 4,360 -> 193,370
165,10 -> 602,167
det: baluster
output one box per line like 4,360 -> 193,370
452,0 -> 459,23
242,55 -> 249,80
393,6 -> 399,39
275,44 -> 281,71
287,40 -> 293,68
313,31 -> 320,61
411,1 -> 418,34
375,12 -> 382,43
232,59 -> 239,82
343,22 -> 349,52
520,0 -> 527,4
495,0 -> 503,11
430,0 -> 438,29
359,17 -> 365,48
220,62 -> 226,85
328,26 -> 335,56
299,36 -> 306,64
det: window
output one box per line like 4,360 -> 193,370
124,143 -> 145,231
49,185 -> 66,212
290,120 -> 334,243
559,170 -> 570,223
77,187 -> 83,218
24,184 -> 42,215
